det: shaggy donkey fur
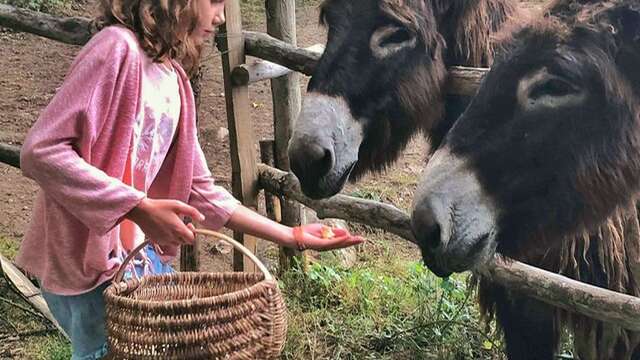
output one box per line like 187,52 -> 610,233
412,0 -> 640,358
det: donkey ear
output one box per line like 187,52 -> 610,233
601,5 -> 640,44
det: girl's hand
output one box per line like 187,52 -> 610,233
292,224 -> 365,251
126,198 -> 205,248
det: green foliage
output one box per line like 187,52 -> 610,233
28,335 -> 72,360
349,188 -> 385,202
280,259 -> 505,359
0,276 -> 71,360
0,235 -> 19,260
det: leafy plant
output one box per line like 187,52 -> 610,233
280,259 -> 505,359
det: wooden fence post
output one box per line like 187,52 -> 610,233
217,1 -> 258,273
265,0 -> 305,272
259,140 -> 282,225
180,67 -> 205,272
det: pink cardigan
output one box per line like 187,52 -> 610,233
16,26 -> 239,295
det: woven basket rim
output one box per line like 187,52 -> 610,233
104,271 -> 279,308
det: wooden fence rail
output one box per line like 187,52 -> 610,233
243,30 -> 487,96
0,4 -> 487,95
0,4 -> 93,45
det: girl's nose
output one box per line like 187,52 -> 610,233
213,12 -> 225,26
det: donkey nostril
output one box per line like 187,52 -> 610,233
303,142 -> 333,177
319,148 -> 333,175
289,140 -> 334,183
424,222 -> 441,249
411,202 -> 443,250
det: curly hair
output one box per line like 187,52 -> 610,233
95,0 -> 201,76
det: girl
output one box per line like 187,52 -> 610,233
15,0 -> 364,358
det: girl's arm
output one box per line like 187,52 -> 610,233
225,206 -> 295,248
188,140 -> 363,251
225,206 -> 364,251
21,28 -> 147,235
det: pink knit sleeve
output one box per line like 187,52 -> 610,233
188,141 -> 240,230
20,28 -> 146,235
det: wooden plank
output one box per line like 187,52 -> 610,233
447,66 -> 489,96
266,0 -> 305,272
259,140 -> 281,224
482,257 -> 640,332
179,242 -> 199,272
244,30 -> 319,76
232,59 -> 291,86
0,143 -> 21,169
217,2 -> 258,273
179,70 -> 205,271
0,3 -> 93,45
0,255 -> 69,339
231,44 -> 323,86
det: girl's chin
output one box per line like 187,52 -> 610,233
189,33 -> 209,46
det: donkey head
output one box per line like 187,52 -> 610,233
411,2 -> 640,277
288,0 -> 446,199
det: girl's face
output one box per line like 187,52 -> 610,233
191,0 -> 226,45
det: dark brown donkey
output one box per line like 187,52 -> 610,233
287,0 -> 518,199
411,1 -> 640,358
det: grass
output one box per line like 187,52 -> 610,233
0,275 -> 71,359
0,235 -> 19,260
279,164 -> 506,359
1,236 -> 71,359
280,255 -> 505,359
27,335 -> 72,360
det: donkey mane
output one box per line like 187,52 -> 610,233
433,0 -> 519,66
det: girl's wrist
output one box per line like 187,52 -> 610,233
126,197 -> 150,223
278,224 -> 297,249
292,226 -> 306,251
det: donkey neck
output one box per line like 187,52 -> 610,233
434,0 -> 519,67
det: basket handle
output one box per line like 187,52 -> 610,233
114,229 -> 274,283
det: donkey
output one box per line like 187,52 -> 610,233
287,0 -> 518,199
411,1 -> 640,358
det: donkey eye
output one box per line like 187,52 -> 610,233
529,78 -> 576,99
379,27 -> 412,47
370,25 -> 417,59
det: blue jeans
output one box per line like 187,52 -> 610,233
41,245 -> 174,360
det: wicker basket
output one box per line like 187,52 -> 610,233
104,229 -> 287,360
